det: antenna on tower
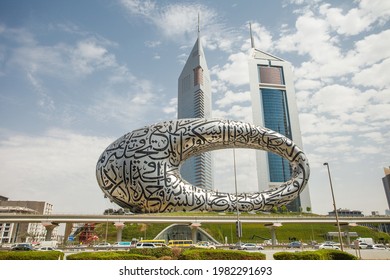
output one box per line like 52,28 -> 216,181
249,22 -> 255,48
197,12 -> 200,35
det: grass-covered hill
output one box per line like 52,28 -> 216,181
75,212 -> 390,245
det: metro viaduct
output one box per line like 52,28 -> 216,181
1,214 -> 389,244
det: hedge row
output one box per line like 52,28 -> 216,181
67,248 -> 265,260
67,247 -> 176,260
66,251 -> 156,260
179,248 -> 266,260
0,251 -> 64,260
1,248 -> 356,260
273,250 -> 357,260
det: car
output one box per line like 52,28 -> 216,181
37,246 -> 63,252
93,242 -> 112,249
112,242 -> 133,248
194,241 -> 216,249
229,243 -> 242,250
11,243 -> 34,251
287,241 -> 303,248
319,243 -> 340,250
135,242 -> 157,248
239,243 -> 264,250
153,243 -> 168,247
357,242 -> 369,249
367,244 -> 387,250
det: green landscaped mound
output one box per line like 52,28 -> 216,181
0,251 -> 64,260
273,250 -> 357,260
90,212 -> 390,245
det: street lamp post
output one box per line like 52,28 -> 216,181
323,162 -> 344,251
233,149 -> 242,246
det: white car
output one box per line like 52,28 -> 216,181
319,244 -> 340,250
239,243 -> 264,250
357,242 -> 369,249
194,241 -> 216,249
135,243 -> 157,248
93,242 -> 111,248
37,246 -> 63,252
368,244 -> 387,250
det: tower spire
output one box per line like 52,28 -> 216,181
197,12 -> 200,38
249,22 -> 255,48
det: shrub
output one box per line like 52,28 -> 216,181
273,250 -> 357,260
127,247 -> 174,259
66,251 -> 156,260
179,248 -> 266,260
273,251 -> 320,260
273,252 -> 300,260
316,250 -> 357,260
0,251 -> 64,260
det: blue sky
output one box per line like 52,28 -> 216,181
0,0 -> 389,215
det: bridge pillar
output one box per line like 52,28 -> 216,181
190,223 -> 201,244
344,223 -> 357,247
265,223 -> 282,247
41,222 -> 59,241
114,222 -> 125,242
64,223 -> 73,244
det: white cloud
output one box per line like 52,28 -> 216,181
345,29 -> 390,69
319,0 -> 390,36
71,40 -> 117,75
119,0 -> 156,17
213,105 -> 252,123
9,35 -> 119,79
162,98 -> 177,115
311,84 -> 370,116
294,79 -> 322,91
241,22 -> 273,52
0,129 -> 114,213
119,0 -> 236,52
144,40 -> 161,48
352,58 -> 390,89
276,12 -> 341,64
212,52 -> 250,86
215,90 -> 251,108
26,72 -> 55,113
212,149 -> 258,193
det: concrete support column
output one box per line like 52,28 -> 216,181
41,222 -> 59,241
345,223 -> 357,247
114,222 -> 125,242
190,223 -> 201,244
64,222 -> 73,244
265,223 -> 282,247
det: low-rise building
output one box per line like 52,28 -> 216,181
0,196 -> 57,244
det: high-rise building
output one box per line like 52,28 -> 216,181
177,30 -> 213,190
382,167 -> 390,210
248,47 -> 311,212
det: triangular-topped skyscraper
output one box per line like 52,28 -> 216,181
177,26 -> 213,190
248,45 -> 312,212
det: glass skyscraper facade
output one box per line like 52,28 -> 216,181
249,49 -> 311,212
261,89 -> 292,182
